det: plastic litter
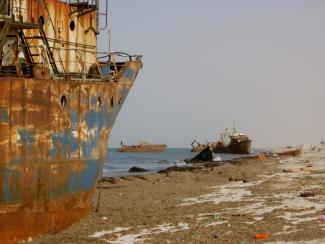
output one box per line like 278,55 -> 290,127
191,232 -> 197,238
320,216 -> 325,222
254,234 -> 268,239
299,192 -> 315,197
239,241 -> 246,244
213,213 -> 219,220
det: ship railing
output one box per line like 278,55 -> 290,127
0,1 -> 31,21
3,42 -> 141,81
60,0 -> 108,29
62,0 -> 97,6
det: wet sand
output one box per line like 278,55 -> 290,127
27,146 -> 325,243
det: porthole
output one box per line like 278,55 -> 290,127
70,20 -> 75,31
61,95 -> 68,107
111,97 -> 114,107
39,16 -> 45,26
97,96 -> 102,107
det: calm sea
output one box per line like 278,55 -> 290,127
103,148 -> 250,177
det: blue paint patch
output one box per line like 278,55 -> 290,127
2,169 -> 10,202
124,68 -> 134,79
2,168 -> 21,203
49,165 -> 70,199
107,89 -> 130,128
9,158 -> 22,164
80,132 -> 98,158
81,95 -> 88,106
51,129 -> 78,160
90,96 -> 97,107
0,107 -> 9,123
102,67 -> 110,76
69,172 -> 78,193
85,109 -> 98,129
108,107 -> 118,128
17,128 -> 35,144
70,110 -> 78,130
79,159 -> 99,190
80,103 -> 111,157
16,129 -> 35,162
48,159 -> 100,197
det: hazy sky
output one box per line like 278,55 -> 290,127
98,0 -> 325,148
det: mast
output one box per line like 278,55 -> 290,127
233,120 -> 237,134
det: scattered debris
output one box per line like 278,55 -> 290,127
299,192 -> 315,197
282,169 -> 294,173
254,234 -> 269,240
320,216 -> 325,222
128,166 -> 150,173
213,233 -> 220,239
228,177 -> 247,182
192,146 -> 215,162
101,177 -> 118,184
178,222 -> 190,231
158,166 -> 199,174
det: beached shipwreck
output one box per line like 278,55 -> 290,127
118,142 -> 167,153
191,126 -> 252,154
0,0 -> 142,242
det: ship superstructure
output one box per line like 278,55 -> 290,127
0,0 -> 142,242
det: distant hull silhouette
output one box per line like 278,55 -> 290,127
117,144 -> 167,153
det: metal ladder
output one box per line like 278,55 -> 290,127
38,24 -> 59,74
17,29 -> 35,64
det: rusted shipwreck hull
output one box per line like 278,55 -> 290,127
117,144 -> 167,153
0,69 -> 141,242
191,125 -> 252,154
214,137 -> 252,154
0,0 -> 142,242
191,137 -> 252,154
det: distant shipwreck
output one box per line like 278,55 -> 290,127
191,124 -> 252,154
118,141 -> 167,153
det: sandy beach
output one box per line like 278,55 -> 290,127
26,146 -> 325,244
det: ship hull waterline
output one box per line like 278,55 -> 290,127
0,61 -> 142,242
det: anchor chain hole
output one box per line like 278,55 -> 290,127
61,95 -> 68,107
39,16 -> 45,26
111,97 -> 114,107
70,20 -> 75,31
